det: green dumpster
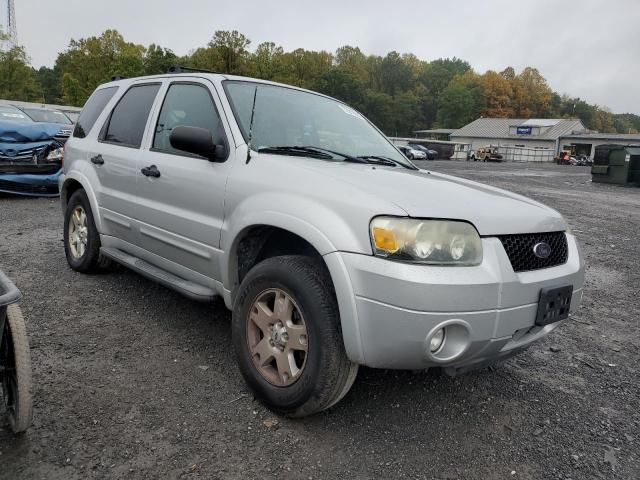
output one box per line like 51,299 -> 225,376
591,144 -> 640,186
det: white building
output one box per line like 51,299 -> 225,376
450,118 -> 587,162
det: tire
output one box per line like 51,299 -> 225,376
63,189 -> 112,273
232,255 -> 358,417
1,304 -> 33,433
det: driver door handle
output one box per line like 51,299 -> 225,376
141,165 -> 161,178
90,154 -> 104,165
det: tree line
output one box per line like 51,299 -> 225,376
1,29 -> 639,136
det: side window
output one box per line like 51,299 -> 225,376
153,83 -> 223,156
102,84 -> 161,148
73,86 -> 118,138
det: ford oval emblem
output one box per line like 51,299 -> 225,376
533,242 -> 552,259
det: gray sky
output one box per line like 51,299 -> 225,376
14,0 -> 640,114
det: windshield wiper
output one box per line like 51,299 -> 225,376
257,146 -> 335,159
257,145 -> 415,169
358,155 -> 418,169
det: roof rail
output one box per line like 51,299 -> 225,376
167,65 -> 218,74
111,75 -> 127,81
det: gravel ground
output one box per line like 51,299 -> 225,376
0,161 -> 638,480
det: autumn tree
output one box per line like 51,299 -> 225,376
1,27 -> 632,135
481,70 -> 514,117
511,67 -> 554,117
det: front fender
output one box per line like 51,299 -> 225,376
220,193 -> 373,365
220,192 -> 369,288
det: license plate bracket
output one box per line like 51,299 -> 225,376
535,285 -> 573,326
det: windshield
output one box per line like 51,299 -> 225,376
22,108 -> 73,124
0,105 -> 33,123
223,81 -> 411,167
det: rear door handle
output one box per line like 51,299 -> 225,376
90,154 -> 104,165
141,165 -> 161,178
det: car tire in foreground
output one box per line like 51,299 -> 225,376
63,189 -> 112,273
1,304 -> 33,433
232,255 -> 358,417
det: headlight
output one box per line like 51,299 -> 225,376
46,147 -> 64,163
370,217 -> 483,265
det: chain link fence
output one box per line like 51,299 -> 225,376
497,146 -> 555,163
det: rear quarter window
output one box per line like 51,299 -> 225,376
73,86 -> 118,138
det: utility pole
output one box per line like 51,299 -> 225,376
2,0 -> 17,50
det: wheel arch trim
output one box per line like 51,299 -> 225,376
60,172 -> 103,232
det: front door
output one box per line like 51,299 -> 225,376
135,79 -> 232,283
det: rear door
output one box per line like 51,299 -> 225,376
94,83 -> 161,247
135,78 -> 233,282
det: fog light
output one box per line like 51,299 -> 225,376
430,328 -> 445,352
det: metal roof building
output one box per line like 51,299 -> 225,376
449,118 -> 587,162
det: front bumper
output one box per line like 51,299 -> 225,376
325,234 -> 584,370
0,169 -> 62,197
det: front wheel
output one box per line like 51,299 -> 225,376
1,304 -> 33,433
232,255 -> 358,417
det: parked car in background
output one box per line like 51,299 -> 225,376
59,72 -> 584,416
16,106 -> 74,125
0,106 -> 71,197
0,105 -> 33,123
408,144 -> 437,160
470,146 -> 503,162
398,145 -> 427,160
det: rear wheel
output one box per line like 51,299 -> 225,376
64,189 -> 112,273
232,255 -> 358,417
1,304 -> 33,433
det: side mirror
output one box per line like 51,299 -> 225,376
169,125 -> 226,162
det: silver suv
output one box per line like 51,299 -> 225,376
59,72 -> 585,416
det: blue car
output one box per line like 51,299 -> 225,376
0,105 -> 72,197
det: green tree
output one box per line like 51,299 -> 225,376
144,44 -> 177,75
55,29 -> 146,106
378,51 -> 412,96
250,42 -> 284,80
0,45 -> 41,101
35,66 -> 62,103
437,71 -> 484,128
314,69 -> 365,109
208,30 -> 250,74
334,46 -> 368,82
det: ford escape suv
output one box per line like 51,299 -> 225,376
59,72 -> 585,416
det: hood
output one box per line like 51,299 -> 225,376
288,159 -> 566,236
0,120 -> 69,143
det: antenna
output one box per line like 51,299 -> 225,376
245,85 -> 258,164
1,0 -> 17,50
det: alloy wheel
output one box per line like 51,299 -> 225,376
68,206 -> 88,259
246,288 -> 309,387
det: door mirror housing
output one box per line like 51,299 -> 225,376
169,125 -> 226,162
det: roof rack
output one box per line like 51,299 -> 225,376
167,65 -> 218,74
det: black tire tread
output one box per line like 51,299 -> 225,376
5,304 -> 33,433
233,255 -> 357,417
